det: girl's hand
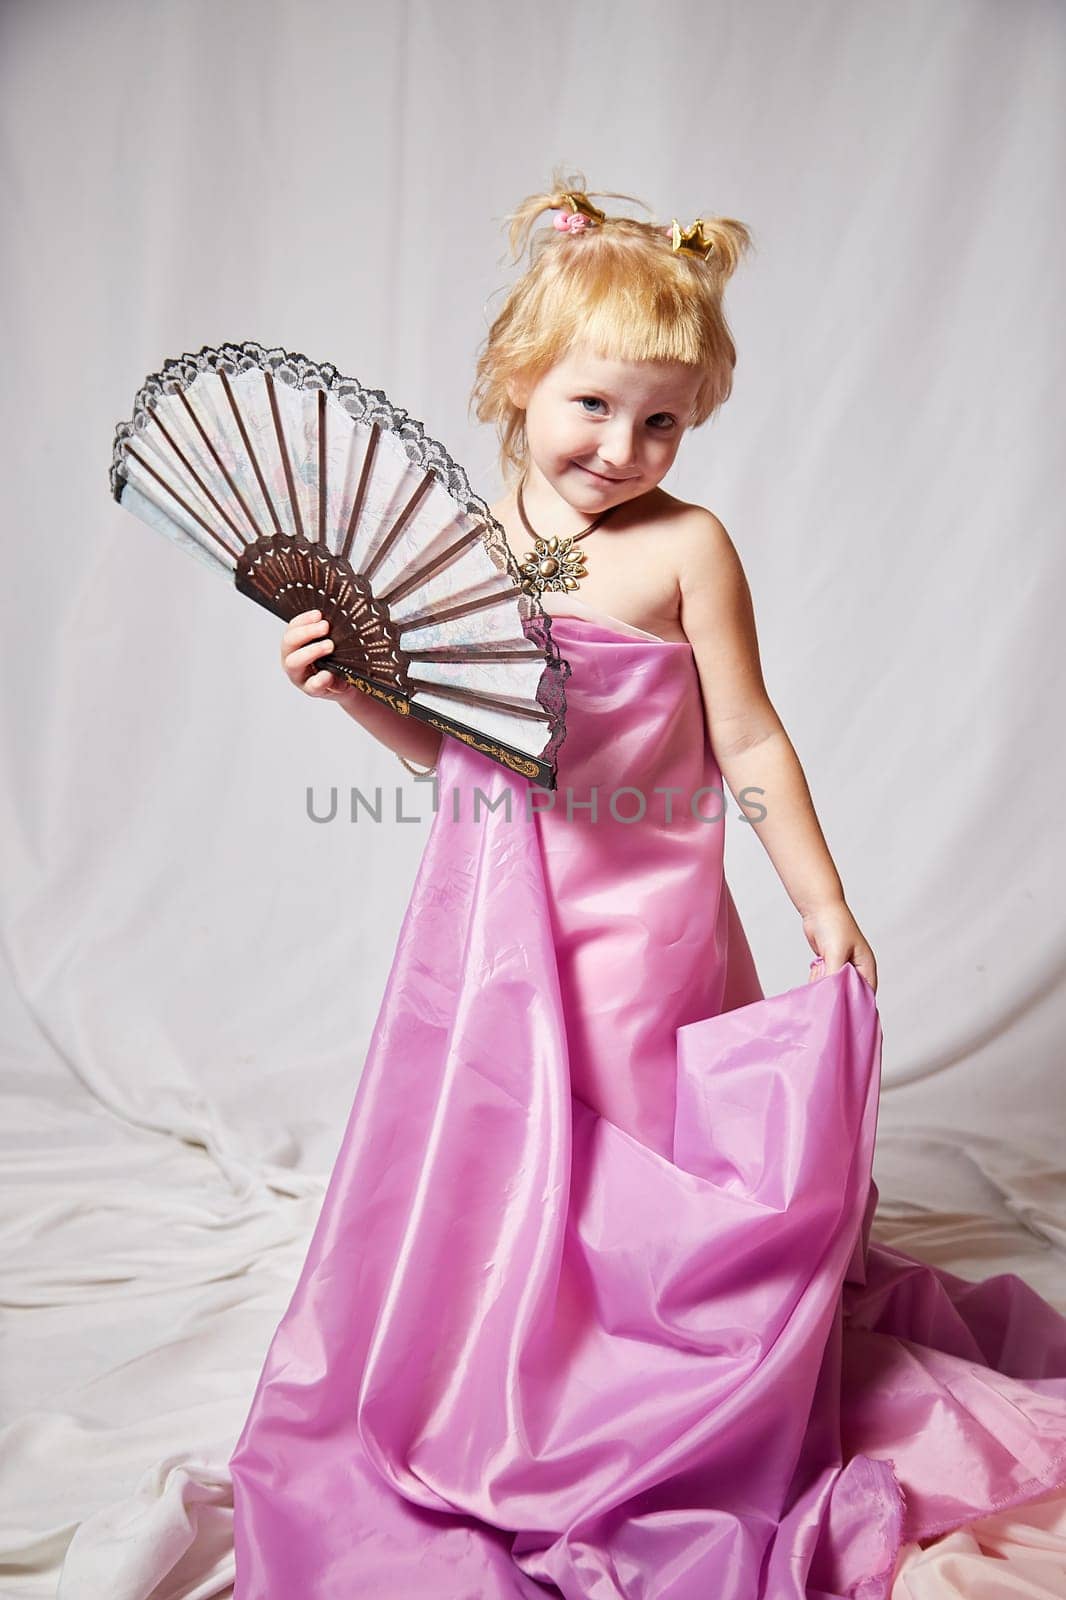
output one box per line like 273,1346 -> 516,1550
280,609 -> 353,701
803,903 -> 878,994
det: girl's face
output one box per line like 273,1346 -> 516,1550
509,344 -> 702,514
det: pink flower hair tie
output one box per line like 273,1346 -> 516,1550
553,211 -> 589,234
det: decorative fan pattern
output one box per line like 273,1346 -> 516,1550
109,341 -> 569,787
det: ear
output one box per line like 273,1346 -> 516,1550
506,373 -> 530,410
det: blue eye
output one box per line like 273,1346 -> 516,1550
576,397 -> 676,429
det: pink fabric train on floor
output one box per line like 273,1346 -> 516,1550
229,601 -> 1066,1597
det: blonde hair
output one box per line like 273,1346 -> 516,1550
471,167 -> 754,484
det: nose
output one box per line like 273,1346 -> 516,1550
597,419 -> 638,472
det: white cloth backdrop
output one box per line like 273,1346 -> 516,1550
1,0 -> 1064,1594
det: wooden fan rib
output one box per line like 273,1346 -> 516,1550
173,386 -> 273,545
378,522 -> 490,607
340,422 -> 379,564
123,444 -> 241,564
219,369 -> 287,538
345,588 -> 373,623
264,370 -> 306,543
397,584 -> 523,634
362,471 -> 436,584
146,401 -> 254,551
317,389 -> 327,544
408,677 -> 551,723
404,644 -> 545,664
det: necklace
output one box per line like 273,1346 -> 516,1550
515,476 -> 613,598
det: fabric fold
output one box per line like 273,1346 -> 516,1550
229,616 -> 1066,1598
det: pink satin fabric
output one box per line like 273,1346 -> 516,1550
229,610 -> 1066,1597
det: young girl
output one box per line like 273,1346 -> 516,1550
228,175 -> 1066,1598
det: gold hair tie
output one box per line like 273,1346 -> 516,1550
667,217 -> 715,260
556,191 -> 608,226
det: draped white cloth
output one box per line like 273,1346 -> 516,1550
1,0 -> 1064,1595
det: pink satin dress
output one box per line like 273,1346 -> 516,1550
228,599 -> 1066,1598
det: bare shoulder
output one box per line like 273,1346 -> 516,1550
644,493 -> 745,594
671,498 -> 732,555
668,498 -> 759,650
616,488 -> 729,557
659,499 -> 776,749
617,491 -> 753,636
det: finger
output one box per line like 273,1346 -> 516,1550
855,957 -> 878,993
314,665 -> 346,691
282,614 -> 327,641
282,619 -> 328,656
288,638 -> 335,672
290,609 -> 323,625
305,669 -> 348,696
309,661 -> 350,691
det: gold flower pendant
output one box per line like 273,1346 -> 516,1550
518,533 -> 589,597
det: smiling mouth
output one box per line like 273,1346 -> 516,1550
575,463 -> 636,483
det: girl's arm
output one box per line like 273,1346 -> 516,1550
334,684 -> 446,769
281,611 -> 444,770
676,513 -> 877,991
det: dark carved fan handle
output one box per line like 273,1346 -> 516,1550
233,534 -> 550,784
234,534 -> 410,695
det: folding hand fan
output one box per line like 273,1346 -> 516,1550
109,340 -> 569,788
